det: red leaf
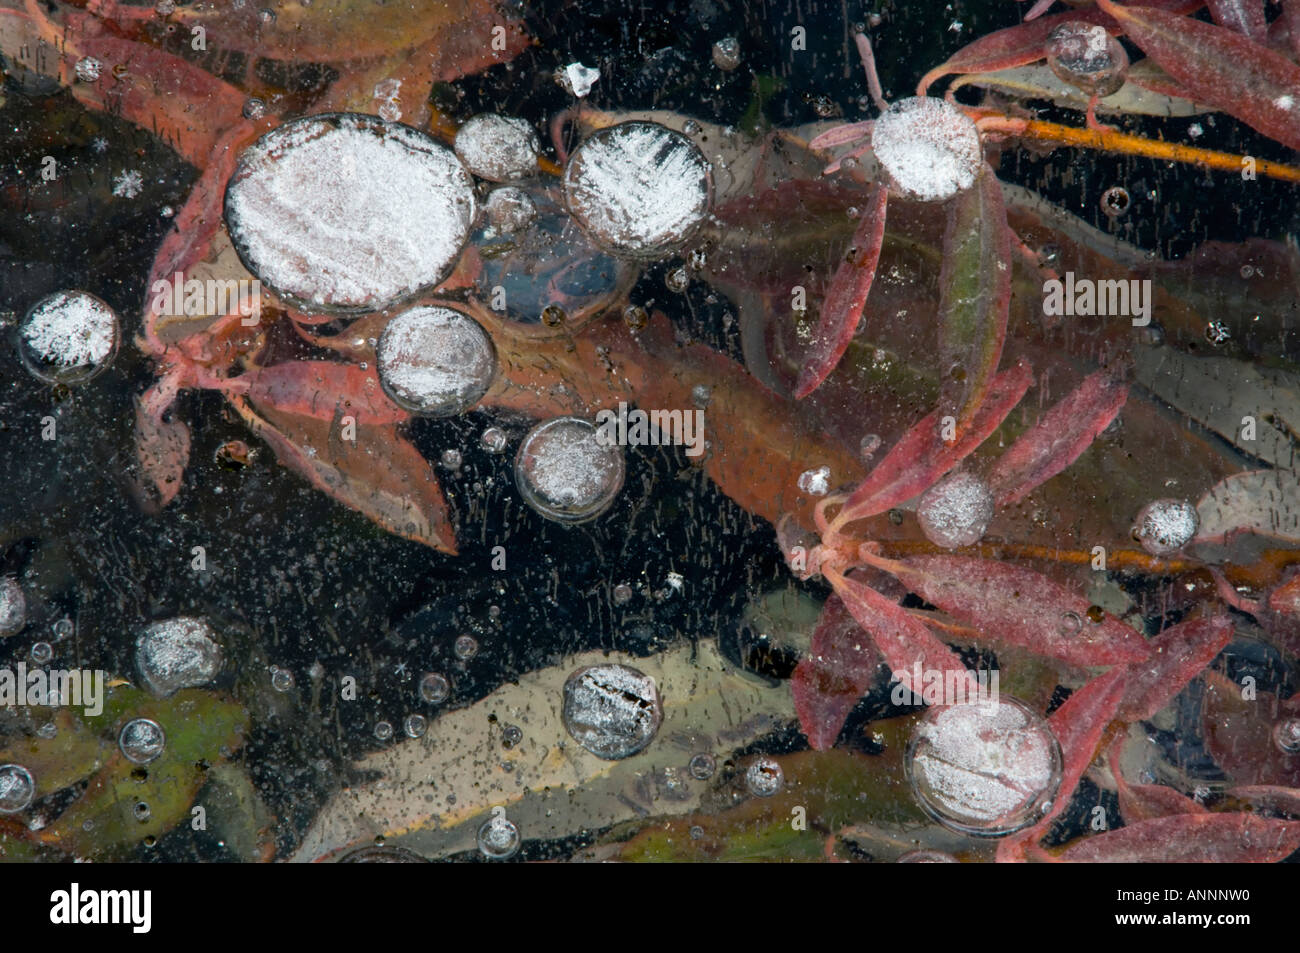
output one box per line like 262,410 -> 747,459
244,361 -> 410,426
833,360 -> 1033,527
1058,813 -> 1300,862
1228,785 -> 1300,816
987,369 -> 1128,507
1043,667 -> 1128,826
826,569 -> 980,704
1095,0 -> 1300,151
887,555 -> 1152,666
1206,0 -> 1268,43
793,184 -> 888,399
937,165 -> 1012,425
791,596 -> 884,749
132,395 -> 191,509
1107,729 -> 1207,822
1117,616 -> 1234,721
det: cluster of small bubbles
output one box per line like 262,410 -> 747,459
1133,498 -> 1199,556
1100,186 -> 1130,218
484,186 -> 536,234
502,725 -> 523,748
480,426 -> 508,453
688,753 -> 716,780
373,721 -> 394,741
711,36 -> 742,70
515,416 -> 625,523
623,304 -> 649,331
133,800 -> 151,822
562,664 -> 663,760
454,114 -> 539,182
691,383 -> 712,409
797,465 -> 831,496
686,247 -> 708,272
917,471 -> 994,548
119,718 -> 166,765
419,672 -> 450,703
242,98 -> 268,120
440,448 -> 463,470
888,507 -> 905,525
906,697 -> 1063,836
1205,320 -> 1231,346
540,303 -> 567,327
17,290 -> 120,384
896,849 -> 959,863
744,756 -> 784,797
453,634 -> 478,660
1059,611 -> 1083,635
0,578 -> 26,637
404,714 -> 427,739
270,665 -> 295,692
74,57 -> 103,83
377,306 -> 496,416
1045,21 -> 1129,97
1272,717 -> 1300,754
0,765 -> 34,813
665,266 -> 690,293
612,582 -> 634,605
477,813 -> 520,859
29,642 -> 52,665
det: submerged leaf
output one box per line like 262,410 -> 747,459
1117,616 -> 1233,721
1058,813 -> 1300,862
792,596 -> 884,750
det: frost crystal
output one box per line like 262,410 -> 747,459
19,290 -> 118,373
225,114 -> 476,313
1134,498 -> 1198,556
454,114 -> 539,182
563,121 -> 712,258
112,169 -> 144,198
871,97 -> 981,202
558,62 -> 600,97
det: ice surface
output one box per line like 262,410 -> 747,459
225,114 -> 476,313
376,306 -> 496,416
871,97 -> 981,202
454,114 -> 539,182
563,121 -> 711,258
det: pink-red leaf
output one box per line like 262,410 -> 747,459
1058,813 -> 1300,862
132,396 -> 191,509
834,360 -> 1033,526
826,569 -> 980,703
1117,615 -> 1234,721
793,184 -> 888,399
791,596 -> 884,749
1206,0 -> 1268,43
244,361 -> 410,426
987,368 -> 1128,507
886,555 -> 1152,666
937,165 -> 1012,425
1107,729 -> 1207,823
1043,667 -> 1127,825
1095,0 -> 1300,151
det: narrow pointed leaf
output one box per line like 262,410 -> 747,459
1095,0 -> 1300,151
1107,730 -> 1207,822
133,397 -> 191,509
988,369 -> 1128,506
837,360 -> 1033,524
937,165 -> 1012,425
808,121 -> 875,150
244,361 -> 410,426
794,183 -> 888,399
887,555 -> 1152,665
1206,0 -> 1268,42
1041,667 -> 1128,828
1117,616 -> 1233,721
791,596 -> 884,750
1058,813 -> 1300,862
1227,785 -> 1300,816
827,569 -> 980,702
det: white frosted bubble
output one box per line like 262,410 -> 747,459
561,663 -> 662,759
454,114 -> 539,182
225,114 -> 476,314
515,416 -> 625,523
118,718 -> 166,765
0,577 -> 26,638
557,62 -> 600,98
376,306 -> 496,417
917,470 -> 994,548
484,186 -> 537,234
906,697 -> 1062,836
563,121 -> 712,259
0,764 -> 34,813
135,616 -> 223,697
872,97 -> 981,202
17,290 -> 119,384
1134,498 -> 1198,556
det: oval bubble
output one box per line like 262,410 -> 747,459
515,417 -> 625,523
377,305 -> 496,417
17,290 -> 119,384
